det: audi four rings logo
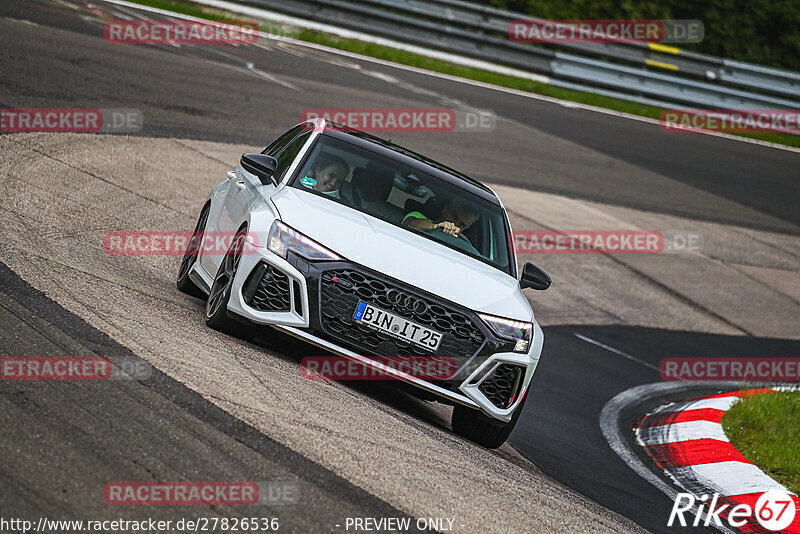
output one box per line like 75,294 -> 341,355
386,290 -> 427,314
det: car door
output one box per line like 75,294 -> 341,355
201,126 -> 305,275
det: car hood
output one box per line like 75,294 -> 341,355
270,187 -> 533,322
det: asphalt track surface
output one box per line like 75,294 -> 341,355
0,261 -> 426,532
2,0 -> 798,233
1,1 -> 799,533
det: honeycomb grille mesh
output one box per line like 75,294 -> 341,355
478,363 -> 523,409
245,263 -> 290,312
319,269 -> 484,364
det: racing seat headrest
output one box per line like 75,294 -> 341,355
351,162 -> 395,203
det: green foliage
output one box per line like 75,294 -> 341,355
124,0 -> 800,148
471,0 -> 800,71
723,391 -> 800,494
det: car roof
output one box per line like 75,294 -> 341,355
313,120 -> 501,206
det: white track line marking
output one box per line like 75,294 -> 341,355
671,461 -> 790,497
573,333 -> 660,372
184,0 -> 552,84
654,396 -> 741,413
637,420 -> 730,444
631,386 -> 798,531
98,0 -> 800,154
600,381 -> 745,534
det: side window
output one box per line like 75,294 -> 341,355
274,132 -> 312,182
262,125 -> 303,156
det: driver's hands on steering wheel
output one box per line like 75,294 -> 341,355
435,221 -> 460,236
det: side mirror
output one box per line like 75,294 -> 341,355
520,262 -> 551,290
241,153 -> 278,186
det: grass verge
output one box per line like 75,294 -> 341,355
126,0 -> 800,149
722,390 -> 800,494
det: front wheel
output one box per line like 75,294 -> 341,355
451,390 -> 528,449
205,228 -> 246,332
176,203 -> 210,298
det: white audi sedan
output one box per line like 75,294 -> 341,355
177,118 -> 550,448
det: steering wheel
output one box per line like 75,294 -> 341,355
430,227 -> 477,253
433,226 -> 470,242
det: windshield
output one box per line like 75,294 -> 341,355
288,134 -> 515,276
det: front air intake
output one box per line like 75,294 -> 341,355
243,262 -> 290,312
479,364 -> 524,409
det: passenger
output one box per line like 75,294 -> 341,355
303,153 -> 348,198
402,197 -> 478,238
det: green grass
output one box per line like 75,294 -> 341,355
126,0 -> 800,149
120,0 -> 241,23
723,391 -> 800,494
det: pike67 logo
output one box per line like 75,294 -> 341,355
668,490 -> 796,530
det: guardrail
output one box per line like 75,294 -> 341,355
406,0 -> 800,100
249,0 -> 800,111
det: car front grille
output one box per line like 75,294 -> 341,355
478,363 -> 524,409
318,268 -> 485,368
243,262 -> 290,312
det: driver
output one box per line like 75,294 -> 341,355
401,197 -> 478,238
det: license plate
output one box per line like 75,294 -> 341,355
353,301 -> 443,352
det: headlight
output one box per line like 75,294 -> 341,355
478,313 -> 532,353
267,221 -> 341,261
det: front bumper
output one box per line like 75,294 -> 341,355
226,239 -> 543,422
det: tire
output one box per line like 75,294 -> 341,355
176,203 -> 210,298
451,389 -> 528,449
205,227 -> 246,332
